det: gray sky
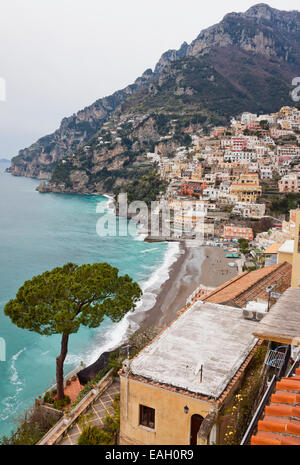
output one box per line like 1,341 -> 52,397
0,0 -> 299,158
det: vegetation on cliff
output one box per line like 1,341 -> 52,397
113,168 -> 168,205
9,4 -> 300,193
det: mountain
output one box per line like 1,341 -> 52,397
8,3 -> 300,195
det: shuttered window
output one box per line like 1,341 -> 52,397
139,405 -> 155,429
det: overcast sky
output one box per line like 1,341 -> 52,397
0,0 -> 299,158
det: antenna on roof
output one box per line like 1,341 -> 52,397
195,361 -> 203,383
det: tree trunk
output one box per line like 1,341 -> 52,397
56,333 -> 69,400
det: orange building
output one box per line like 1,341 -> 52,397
181,181 -> 207,197
214,127 -> 226,138
223,225 -> 254,241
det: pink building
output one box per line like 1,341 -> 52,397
278,173 -> 300,193
231,137 -> 248,151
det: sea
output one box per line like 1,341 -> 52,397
0,161 -> 179,438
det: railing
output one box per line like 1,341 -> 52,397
264,349 -> 286,370
286,355 -> 300,378
240,345 -> 292,445
240,374 -> 277,446
278,345 -> 291,379
42,364 -> 85,396
37,368 -> 114,445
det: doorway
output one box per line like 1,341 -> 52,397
190,414 -> 204,445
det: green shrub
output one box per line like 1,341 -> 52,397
222,345 -> 268,445
78,426 -> 113,445
53,395 -> 71,410
43,392 -> 54,404
78,393 -> 120,445
103,394 -> 120,437
0,406 -> 57,445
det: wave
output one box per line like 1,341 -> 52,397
141,247 -> 159,253
0,348 -> 27,422
134,233 -> 147,241
102,194 -> 115,212
9,348 -> 26,388
68,198 -> 180,366
81,241 -> 180,365
140,242 -> 180,294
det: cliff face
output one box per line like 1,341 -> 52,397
155,4 -> 300,68
9,3 -> 300,194
9,75 -> 153,179
37,113 -> 163,194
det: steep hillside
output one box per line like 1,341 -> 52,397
9,3 -> 300,194
9,73 -> 153,179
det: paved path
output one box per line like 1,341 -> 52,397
58,378 -> 120,445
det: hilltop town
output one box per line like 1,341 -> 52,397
3,2 -> 300,450
135,105 -> 299,251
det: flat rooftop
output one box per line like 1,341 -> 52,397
253,287 -> 300,346
130,302 -> 258,399
278,240 -> 294,254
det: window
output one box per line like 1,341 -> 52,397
139,405 -> 155,429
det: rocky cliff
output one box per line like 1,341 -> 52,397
9,3 -> 300,195
9,72 -> 153,179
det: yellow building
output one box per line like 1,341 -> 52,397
282,209 -> 297,239
279,106 -> 292,118
269,210 -> 300,287
291,209 -> 300,288
228,162 -> 249,182
229,173 -> 262,203
231,122 -> 247,134
119,302 -> 259,445
277,241 -> 294,266
281,121 -> 292,130
191,164 -> 203,182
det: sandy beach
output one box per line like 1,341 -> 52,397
129,241 -> 238,330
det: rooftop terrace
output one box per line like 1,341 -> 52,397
253,287 -> 300,346
130,301 -> 258,399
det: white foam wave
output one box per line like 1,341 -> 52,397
75,198 -> 180,367
141,247 -> 159,253
102,194 -> 115,212
134,233 -> 147,241
84,313 -> 139,365
0,396 -> 19,421
81,241 -> 180,365
0,348 -> 27,422
140,241 -> 180,294
10,348 -> 26,387
65,353 -> 82,366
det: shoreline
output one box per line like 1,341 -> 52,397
85,197 -> 240,366
128,242 -> 238,330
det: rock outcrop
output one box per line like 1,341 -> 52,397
9,3 -> 300,195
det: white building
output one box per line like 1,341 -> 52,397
259,166 -> 273,179
232,202 -> 266,219
224,151 -> 257,163
241,112 -> 257,124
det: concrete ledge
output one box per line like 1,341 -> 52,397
37,369 -> 114,445
197,409 -> 217,445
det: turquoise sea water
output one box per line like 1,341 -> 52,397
0,163 -> 175,438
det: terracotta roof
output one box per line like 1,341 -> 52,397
251,368 -> 300,445
201,262 -> 292,308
